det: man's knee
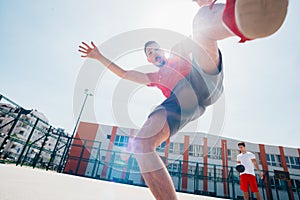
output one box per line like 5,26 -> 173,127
132,126 -> 169,154
132,137 -> 159,155
132,110 -> 170,154
243,192 -> 249,199
193,4 -> 233,40
193,6 -> 212,38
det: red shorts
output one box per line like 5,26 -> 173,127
240,174 -> 259,192
221,0 -> 252,43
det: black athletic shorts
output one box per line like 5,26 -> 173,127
148,50 -> 224,136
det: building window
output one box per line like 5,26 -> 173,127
228,149 -> 240,161
114,135 -> 129,147
173,143 -> 181,154
180,143 -> 184,154
188,165 -> 196,174
277,155 -> 282,167
188,145 -> 203,157
188,145 -> 193,156
18,130 -> 24,135
156,141 -> 166,152
294,157 -> 300,169
168,163 -> 179,172
271,154 -> 276,166
266,154 -> 281,167
106,134 -> 129,147
208,147 -> 222,160
285,156 -> 300,169
169,143 -> 174,153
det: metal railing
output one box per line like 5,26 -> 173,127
63,137 -> 300,200
0,94 -> 70,172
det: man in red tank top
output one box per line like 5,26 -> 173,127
78,0 -> 288,199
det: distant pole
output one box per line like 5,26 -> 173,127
61,89 -> 93,172
71,89 -> 93,141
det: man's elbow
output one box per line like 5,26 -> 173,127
121,70 -> 130,79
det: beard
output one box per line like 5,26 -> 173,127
155,56 -> 166,67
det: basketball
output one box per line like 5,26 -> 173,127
236,164 -> 245,173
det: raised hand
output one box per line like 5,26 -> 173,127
78,41 -> 102,60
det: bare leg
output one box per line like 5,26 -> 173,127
254,192 -> 261,200
192,0 -> 288,73
132,110 -> 178,200
243,192 -> 250,200
192,4 -> 234,74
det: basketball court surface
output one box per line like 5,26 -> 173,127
0,164 -> 224,200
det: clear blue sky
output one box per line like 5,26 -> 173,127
1,0 -> 299,148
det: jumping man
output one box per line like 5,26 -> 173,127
78,0 -> 288,199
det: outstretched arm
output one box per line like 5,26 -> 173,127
252,158 -> 263,179
78,41 -> 150,85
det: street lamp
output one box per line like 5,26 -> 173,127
60,89 -> 93,172
71,89 -> 93,140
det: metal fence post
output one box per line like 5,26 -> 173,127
178,160 -> 182,191
230,167 -> 235,199
57,136 -> 71,172
107,152 -> 116,180
91,142 -> 101,178
46,129 -> 63,170
16,118 -> 39,166
32,126 -> 51,168
75,139 -> 87,175
0,109 -> 23,157
214,165 -> 217,196
194,162 -> 199,192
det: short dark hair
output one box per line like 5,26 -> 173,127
144,41 -> 158,55
238,142 -> 246,147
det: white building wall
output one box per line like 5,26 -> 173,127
284,147 -> 299,157
265,144 -> 280,155
0,103 -> 69,166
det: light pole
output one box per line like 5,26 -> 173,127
71,89 -> 93,140
60,89 -> 93,172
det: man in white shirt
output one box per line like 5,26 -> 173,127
237,142 -> 263,200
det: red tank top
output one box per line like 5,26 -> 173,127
146,55 -> 192,98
